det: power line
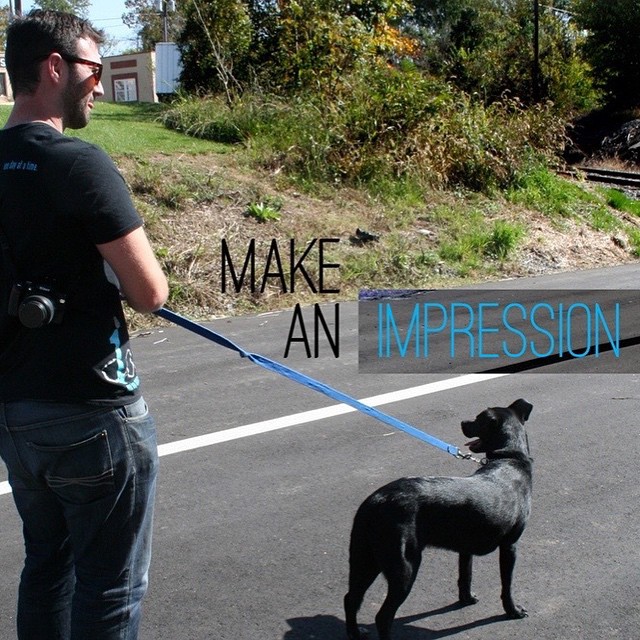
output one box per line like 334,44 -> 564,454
90,17 -> 128,23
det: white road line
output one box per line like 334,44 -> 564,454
0,373 -> 506,497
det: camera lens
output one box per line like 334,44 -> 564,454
18,295 -> 56,329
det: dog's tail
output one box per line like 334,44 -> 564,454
347,504 -> 380,592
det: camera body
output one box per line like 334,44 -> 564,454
8,282 -> 66,329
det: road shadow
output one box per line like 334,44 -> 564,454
284,604 -> 510,639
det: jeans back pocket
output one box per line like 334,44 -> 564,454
27,429 -> 115,503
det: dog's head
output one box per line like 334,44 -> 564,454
461,399 -> 532,455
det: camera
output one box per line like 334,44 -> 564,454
8,282 -> 66,329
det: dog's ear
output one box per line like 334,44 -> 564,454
510,399 -> 533,424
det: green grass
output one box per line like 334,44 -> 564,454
486,220 -> 525,260
602,188 -> 640,217
0,102 -> 225,157
590,205 -> 621,232
626,228 -> 640,256
506,166 -> 596,219
602,189 -> 640,254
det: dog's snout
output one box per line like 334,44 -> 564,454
461,420 -> 476,438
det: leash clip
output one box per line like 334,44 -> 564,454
456,451 -> 486,465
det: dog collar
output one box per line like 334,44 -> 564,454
485,450 -> 533,464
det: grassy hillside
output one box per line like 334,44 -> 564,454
1,102 -> 638,326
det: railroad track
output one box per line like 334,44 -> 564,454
560,166 -> 640,188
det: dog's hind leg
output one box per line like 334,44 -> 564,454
458,553 -> 479,606
375,543 -> 422,640
344,565 -> 379,639
499,542 -> 528,619
344,541 -> 380,639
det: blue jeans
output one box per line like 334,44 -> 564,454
0,396 -> 158,640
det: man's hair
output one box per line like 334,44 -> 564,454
6,9 -> 105,96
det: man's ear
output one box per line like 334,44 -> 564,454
45,53 -> 65,85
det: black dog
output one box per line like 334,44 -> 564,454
344,399 -> 533,640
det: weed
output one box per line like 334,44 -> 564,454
246,198 -> 282,222
162,94 -> 245,144
485,220 -> 525,260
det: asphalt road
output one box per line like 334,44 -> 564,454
1,264 -> 640,639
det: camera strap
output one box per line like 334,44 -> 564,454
0,220 -> 21,339
0,220 -> 18,283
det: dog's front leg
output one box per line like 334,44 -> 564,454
457,553 -> 479,606
499,542 -> 528,618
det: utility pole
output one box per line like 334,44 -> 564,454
156,0 -> 177,43
533,0 -> 541,102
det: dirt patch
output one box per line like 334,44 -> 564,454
510,209 -> 634,276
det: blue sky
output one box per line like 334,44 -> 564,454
18,1 -> 137,53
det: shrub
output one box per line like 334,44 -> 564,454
162,63 -> 566,193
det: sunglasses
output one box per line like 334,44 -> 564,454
34,52 -> 103,84
60,54 -> 103,84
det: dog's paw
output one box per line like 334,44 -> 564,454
505,604 -> 528,619
346,625 -> 370,640
459,593 -> 479,607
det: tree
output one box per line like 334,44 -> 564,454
408,0 -> 598,113
245,0 -> 416,93
169,1 -> 417,96
574,0 -> 640,107
123,0 -> 185,51
0,6 -> 10,48
266,1 -> 372,91
31,0 -> 91,17
176,0 -> 253,99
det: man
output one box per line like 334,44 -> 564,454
0,10 -> 168,639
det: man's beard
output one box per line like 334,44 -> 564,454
63,75 -> 92,130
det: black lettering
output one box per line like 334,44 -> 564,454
289,239 -> 317,293
261,239 -> 287,293
221,239 -> 256,293
314,303 -> 340,357
284,304 -> 311,357
319,238 -> 340,293
284,303 -> 340,358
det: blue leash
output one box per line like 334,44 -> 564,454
155,308 -> 465,459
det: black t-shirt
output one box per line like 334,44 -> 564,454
0,123 -> 143,404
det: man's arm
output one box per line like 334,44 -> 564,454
97,226 -> 169,313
